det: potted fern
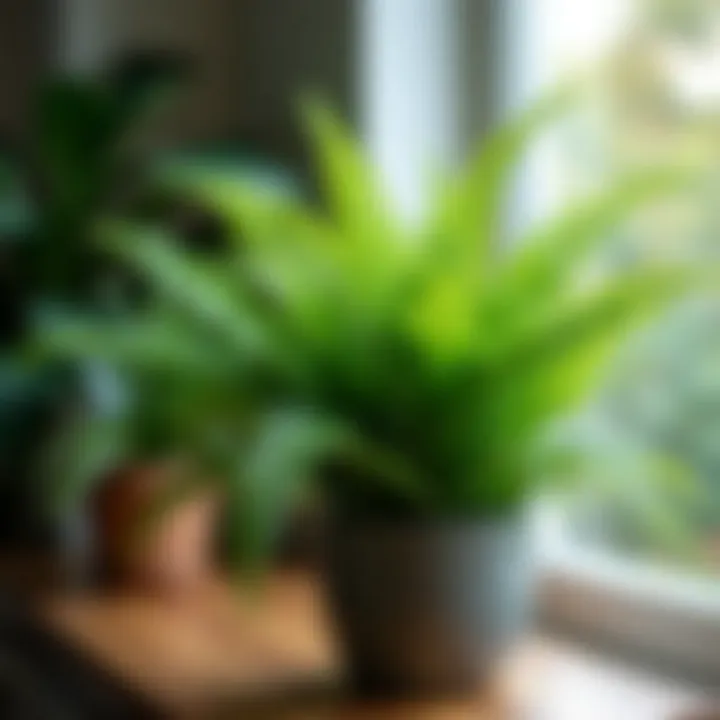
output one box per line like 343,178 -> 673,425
42,91 -> 700,695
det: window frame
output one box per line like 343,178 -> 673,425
537,507 -> 720,682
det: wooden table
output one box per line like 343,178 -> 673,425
40,572 -> 715,719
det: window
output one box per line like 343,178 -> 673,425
360,0 -> 720,679
527,0 -> 720,679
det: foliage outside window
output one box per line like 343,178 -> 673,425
560,0 -> 720,577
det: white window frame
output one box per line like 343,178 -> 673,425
537,507 -> 720,682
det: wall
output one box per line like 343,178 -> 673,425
54,0 -> 356,156
239,0 -> 355,160
112,0 -> 244,146
0,1 -> 52,140
2,1 -> 513,172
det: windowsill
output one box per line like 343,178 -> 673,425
539,543 -> 720,686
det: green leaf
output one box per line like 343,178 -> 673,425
424,80 -> 576,279
37,312 -> 225,374
301,97 -> 396,243
491,268 -> 696,453
102,224 -> 278,364
225,407 -> 345,573
487,168 -> 694,348
300,97 -> 408,307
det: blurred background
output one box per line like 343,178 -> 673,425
0,0 -> 718,717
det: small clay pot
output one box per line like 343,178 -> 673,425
95,461 -> 217,595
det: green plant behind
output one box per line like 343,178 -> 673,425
19,53 -> 187,303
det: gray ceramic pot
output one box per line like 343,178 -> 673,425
326,514 -> 533,698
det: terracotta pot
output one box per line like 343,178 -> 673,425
95,461 -> 217,595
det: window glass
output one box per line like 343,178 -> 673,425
554,0 -> 720,579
